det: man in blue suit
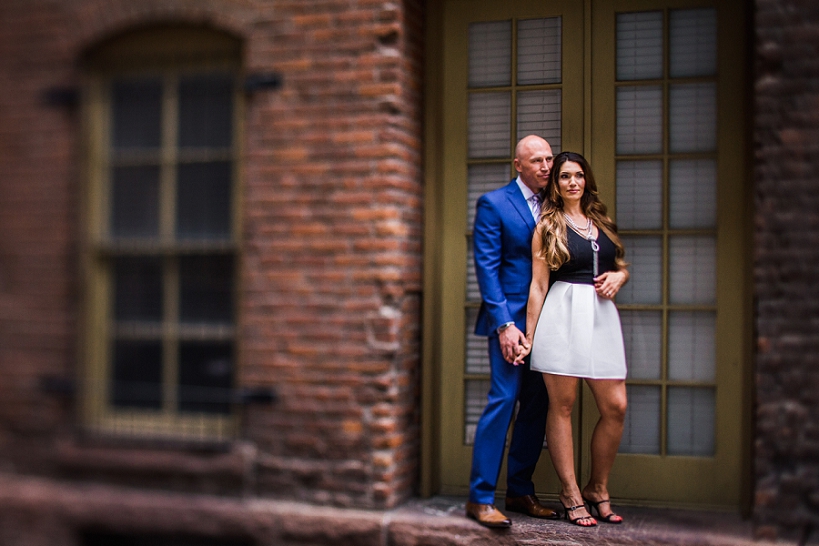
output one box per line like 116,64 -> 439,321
465,135 -> 559,528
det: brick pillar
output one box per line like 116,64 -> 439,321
754,0 -> 819,540
241,0 -> 425,509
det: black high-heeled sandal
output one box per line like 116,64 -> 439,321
561,502 -> 597,527
582,496 -> 623,524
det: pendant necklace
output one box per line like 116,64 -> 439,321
564,213 -> 600,277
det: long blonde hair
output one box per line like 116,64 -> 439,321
536,152 -> 627,271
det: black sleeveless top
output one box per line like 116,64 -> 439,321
550,227 -> 617,286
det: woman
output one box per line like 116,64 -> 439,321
515,151 -> 629,527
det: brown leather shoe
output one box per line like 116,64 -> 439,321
505,494 -> 560,519
465,502 -> 512,528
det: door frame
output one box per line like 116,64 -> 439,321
420,0 -> 755,511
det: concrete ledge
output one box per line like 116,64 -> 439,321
0,473 -> 811,545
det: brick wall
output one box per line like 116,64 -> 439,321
754,0 -> 819,540
0,0 -> 423,510
0,0 -> 81,471
240,0 -> 424,508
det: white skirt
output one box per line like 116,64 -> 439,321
530,281 -> 627,379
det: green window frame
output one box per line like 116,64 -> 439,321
81,27 -> 242,441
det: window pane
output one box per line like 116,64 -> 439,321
669,159 -> 717,229
114,257 -> 163,322
517,17 -> 561,85
616,86 -> 663,155
112,79 -> 162,150
178,341 -> 233,414
669,8 -> 717,78
111,166 -> 160,238
179,255 -> 233,324
669,83 -> 717,153
176,161 -> 232,239
467,163 -> 509,231
111,340 -> 162,409
620,385 -> 660,454
465,307 -> 490,375
516,89 -> 562,153
620,310 -> 662,380
669,311 -> 716,382
468,21 -> 511,88
669,236 -> 716,304
464,379 -> 490,445
616,236 -> 662,304
668,387 -> 715,456
616,11 -> 663,81
178,74 -> 234,148
616,160 -> 663,230
468,92 -> 511,158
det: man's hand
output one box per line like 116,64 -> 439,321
499,324 -> 530,365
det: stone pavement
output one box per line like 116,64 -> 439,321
1,473 -> 816,545
395,495 -> 814,546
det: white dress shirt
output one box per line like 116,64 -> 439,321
515,176 -> 541,221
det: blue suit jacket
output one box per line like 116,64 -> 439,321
474,179 -> 537,336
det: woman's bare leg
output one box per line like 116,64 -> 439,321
543,374 -> 595,525
582,379 -> 627,520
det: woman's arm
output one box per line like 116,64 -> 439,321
594,268 -> 627,300
514,229 -> 551,364
594,224 -> 629,299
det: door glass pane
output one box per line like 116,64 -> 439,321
669,236 -> 716,304
179,255 -> 233,324
178,75 -> 233,148
669,159 -> 716,229
620,385 -> 660,454
616,86 -> 663,155
517,17 -> 561,85
176,161 -> 232,239
669,311 -> 716,381
667,387 -> 715,456
464,379 -> 490,445
111,340 -> 162,409
112,79 -> 162,150
111,166 -> 160,238
669,83 -> 717,153
669,8 -> 717,78
114,257 -> 163,322
468,21 -> 511,88
616,11 -> 663,81
465,307 -> 490,375
516,89 -> 562,153
616,160 -> 663,229
466,242 -> 480,301
468,163 -> 509,231
468,92 -> 511,158
616,236 -> 662,304
621,310 -> 662,380
178,341 -> 233,414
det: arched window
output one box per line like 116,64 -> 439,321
81,25 -> 242,441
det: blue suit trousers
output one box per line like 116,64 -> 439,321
468,334 -> 549,504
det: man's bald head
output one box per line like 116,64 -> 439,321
515,135 -> 550,161
514,135 -> 554,193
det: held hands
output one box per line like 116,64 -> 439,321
499,324 -> 530,365
594,270 -> 627,300
512,336 -> 533,366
